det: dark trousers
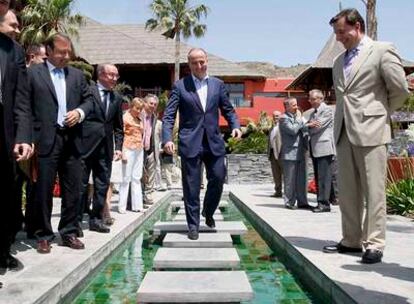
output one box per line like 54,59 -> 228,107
0,142 -> 17,256
79,141 -> 112,225
269,152 -> 283,194
32,131 -> 81,241
282,159 -> 308,206
181,138 -> 226,231
312,155 -> 334,206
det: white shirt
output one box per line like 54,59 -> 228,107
192,74 -> 209,111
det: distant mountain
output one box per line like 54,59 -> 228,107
237,61 -> 309,78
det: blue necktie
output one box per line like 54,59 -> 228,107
53,68 -> 66,127
343,48 -> 359,80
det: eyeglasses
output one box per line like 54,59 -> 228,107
0,0 -> 11,5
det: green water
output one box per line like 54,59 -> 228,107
73,201 -> 313,304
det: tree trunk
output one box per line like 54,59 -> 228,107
174,32 -> 181,82
366,0 -> 377,40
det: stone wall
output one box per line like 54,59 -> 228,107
226,154 -> 273,184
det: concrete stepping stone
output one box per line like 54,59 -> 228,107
176,209 -> 223,215
173,213 -> 224,221
170,200 -> 228,210
163,232 -> 233,248
137,271 -> 254,303
153,248 -> 240,269
152,221 -> 247,236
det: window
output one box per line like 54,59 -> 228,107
225,83 -> 250,107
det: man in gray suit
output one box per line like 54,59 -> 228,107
267,110 -> 283,197
307,89 -> 335,213
324,9 -> 410,264
279,98 -> 312,210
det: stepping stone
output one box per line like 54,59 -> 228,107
170,200 -> 228,210
176,209 -> 222,215
153,248 -> 240,269
173,213 -> 224,221
152,221 -> 247,236
163,232 -> 233,248
137,271 -> 254,303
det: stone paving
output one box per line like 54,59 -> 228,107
228,184 -> 414,304
0,183 -> 413,304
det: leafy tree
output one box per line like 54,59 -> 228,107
19,0 -> 83,46
146,0 -> 209,82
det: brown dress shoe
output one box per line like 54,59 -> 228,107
37,240 -> 51,254
61,236 -> 85,250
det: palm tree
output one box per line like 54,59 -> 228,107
19,0 -> 83,46
146,0 -> 209,82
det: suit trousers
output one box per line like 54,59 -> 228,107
79,140 -> 112,224
269,152 -> 283,194
143,150 -> 156,203
282,159 -> 308,207
181,142 -> 226,231
32,130 -> 81,241
119,148 -> 144,212
0,133 -> 17,255
337,131 -> 387,251
312,155 -> 334,206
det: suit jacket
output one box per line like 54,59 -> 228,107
0,33 -> 32,158
308,102 -> 336,158
279,112 -> 307,161
28,62 -> 93,156
267,124 -> 282,160
162,75 -> 240,158
80,84 -> 123,159
332,36 -> 410,146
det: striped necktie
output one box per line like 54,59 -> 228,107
343,48 -> 359,80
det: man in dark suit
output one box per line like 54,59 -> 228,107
162,48 -> 242,240
0,1 -> 33,273
78,64 -> 123,234
29,33 -> 93,253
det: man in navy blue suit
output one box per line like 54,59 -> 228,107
162,48 -> 242,240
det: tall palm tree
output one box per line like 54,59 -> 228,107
146,0 -> 209,82
19,0 -> 83,46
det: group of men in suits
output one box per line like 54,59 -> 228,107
0,21 -> 125,280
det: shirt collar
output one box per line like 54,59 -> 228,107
192,74 -> 209,84
97,81 -> 109,92
46,60 -> 59,73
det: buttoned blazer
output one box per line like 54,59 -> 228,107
308,102 -> 336,158
0,33 -> 32,158
162,75 -> 240,158
279,112 -> 307,161
332,36 -> 409,146
28,62 -> 93,156
267,124 -> 282,160
80,84 -> 123,158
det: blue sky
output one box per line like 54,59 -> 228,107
74,0 -> 414,67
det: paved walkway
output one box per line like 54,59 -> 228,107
228,184 -> 414,304
0,184 -> 413,303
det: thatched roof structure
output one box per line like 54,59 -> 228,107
73,17 -> 265,80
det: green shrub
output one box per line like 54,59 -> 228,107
227,131 -> 267,154
386,178 -> 414,216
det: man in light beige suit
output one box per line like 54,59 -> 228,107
268,110 -> 283,197
323,9 -> 410,264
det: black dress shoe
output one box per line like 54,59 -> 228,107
312,205 -> 331,213
5,254 -> 19,270
89,222 -> 110,233
297,204 -> 313,210
205,216 -> 215,228
285,204 -> 297,210
362,249 -> 383,264
323,242 -> 362,253
61,236 -> 85,250
77,229 -> 84,238
188,229 -> 199,240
